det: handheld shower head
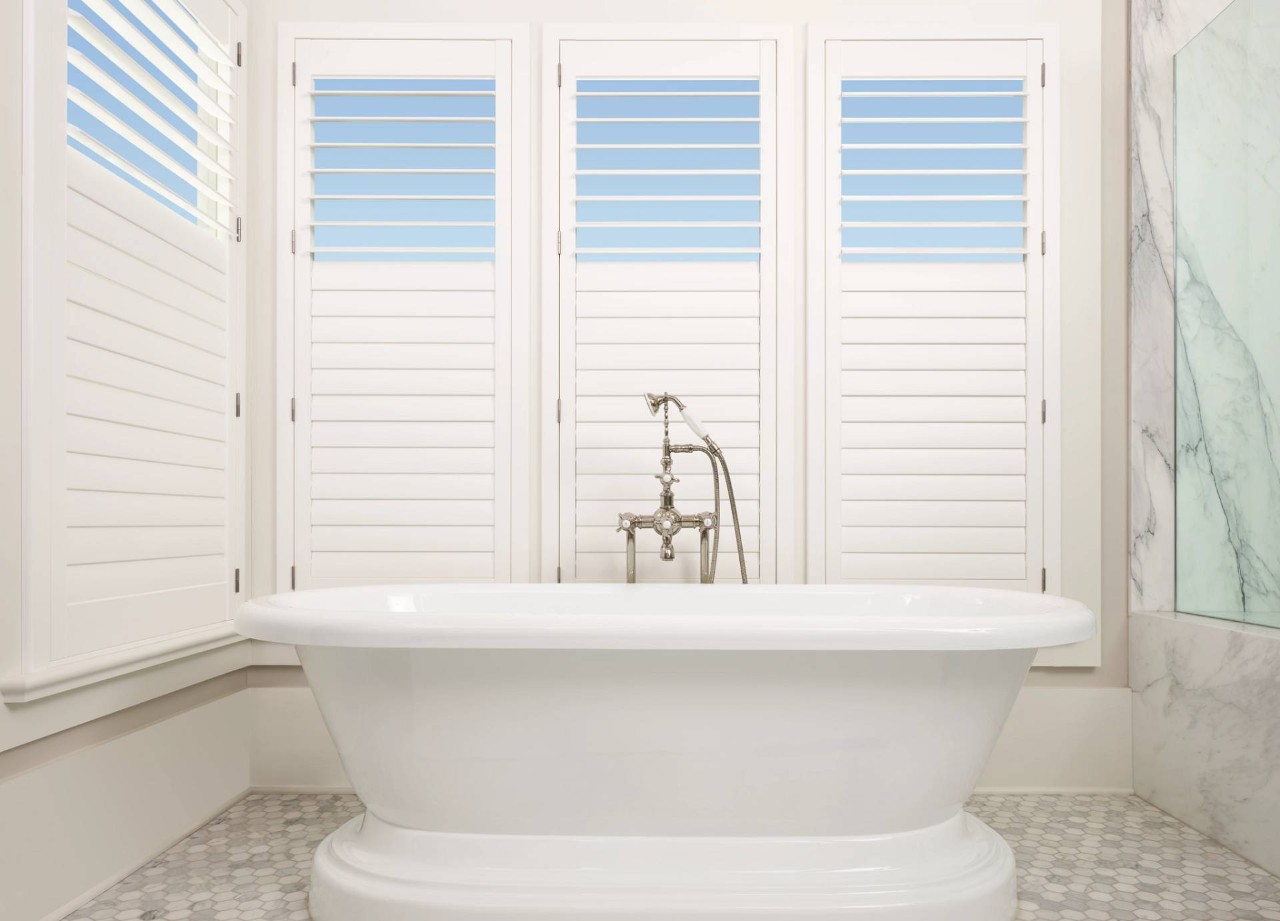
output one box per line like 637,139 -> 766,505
644,392 -> 686,416
643,393 -> 711,443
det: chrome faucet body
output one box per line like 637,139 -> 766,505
616,393 -> 749,584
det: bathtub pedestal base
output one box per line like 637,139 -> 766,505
309,811 -> 1016,920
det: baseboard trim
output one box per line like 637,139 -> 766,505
974,786 -> 1135,795
250,784 -> 1136,797
249,784 -> 355,795
35,789 -> 250,921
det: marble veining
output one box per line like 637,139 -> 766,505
1172,0 -> 1280,624
1176,242 -> 1280,620
1129,0 -> 1236,613
1132,610 -> 1280,877
60,792 -> 1280,921
1131,0 -> 1280,886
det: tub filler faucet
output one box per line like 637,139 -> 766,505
616,393 -> 749,584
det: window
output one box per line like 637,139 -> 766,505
311,75 -> 497,262
573,77 -> 762,263
6,0 -> 244,700
58,0 -> 243,660
838,76 -> 1027,263
66,0 -> 234,234
550,32 -> 790,583
808,37 -> 1058,593
282,31 -> 528,588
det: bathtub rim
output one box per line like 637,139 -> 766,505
236,583 -> 1094,651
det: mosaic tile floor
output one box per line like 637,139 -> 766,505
63,793 -> 1280,921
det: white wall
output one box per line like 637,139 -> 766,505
0,693 -> 250,921
246,0 -> 1126,689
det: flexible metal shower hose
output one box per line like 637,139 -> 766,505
713,444 -> 749,584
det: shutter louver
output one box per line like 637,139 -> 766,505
840,77 -> 1026,263
66,0 -> 234,235
292,39 -> 516,587
574,78 -> 761,263
311,76 -> 497,262
819,40 -> 1046,590
557,39 -> 779,584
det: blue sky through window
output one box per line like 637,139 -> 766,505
574,78 -> 762,263
840,78 -> 1027,263
65,0 -> 220,227
311,77 -> 498,262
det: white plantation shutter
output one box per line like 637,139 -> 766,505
56,0 -> 244,659
289,37 -> 522,588
812,39 -> 1054,590
555,38 -> 780,583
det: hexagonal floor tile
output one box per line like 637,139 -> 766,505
60,793 -> 1280,921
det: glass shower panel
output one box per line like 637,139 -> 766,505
1175,0 -> 1280,626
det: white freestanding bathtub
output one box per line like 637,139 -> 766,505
237,583 -> 1093,921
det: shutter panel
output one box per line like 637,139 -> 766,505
556,39 -> 779,583
291,38 -> 517,587
59,0 -> 242,657
816,40 -> 1047,590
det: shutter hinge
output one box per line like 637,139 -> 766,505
1041,230 -> 1047,256
556,230 -> 562,256
291,229 -> 296,254
235,392 -> 241,417
556,566 -> 562,583
1041,62 -> 1046,87
236,41 -> 243,67
556,397 -> 562,423
1041,399 -> 1047,424
234,568 -> 240,593
557,62 -> 562,88
290,396 -> 296,422
290,566 -> 296,590
1041,568 -> 1047,592
291,61 -> 297,86
235,216 -> 242,243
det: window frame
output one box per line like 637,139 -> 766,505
539,23 -> 798,585
274,22 -> 532,592
805,24 -> 1083,666
6,0 -> 247,703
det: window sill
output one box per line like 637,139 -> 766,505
0,622 -> 247,704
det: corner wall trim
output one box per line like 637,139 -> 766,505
0,624 -> 246,703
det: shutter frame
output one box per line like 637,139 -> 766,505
807,31 -> 1061,603
278,26 -> 530,591
551,30 -> 790,584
